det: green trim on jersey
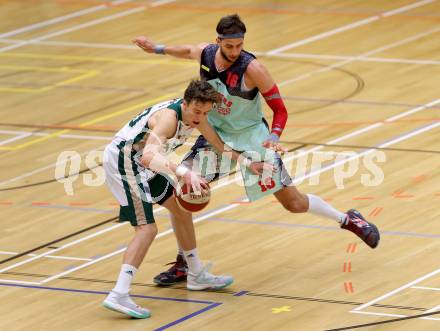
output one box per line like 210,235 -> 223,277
167,99 -> 183,121
129,99 -> 185,147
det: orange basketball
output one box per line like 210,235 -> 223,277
174,183 -> 210,212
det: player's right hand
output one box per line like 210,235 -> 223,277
248,161 -> 275,176
182,171 -> 209,196
132,36 -> 155,53
262,133 -> 288,153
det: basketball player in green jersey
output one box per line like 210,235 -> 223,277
102,80 -> 271,318
133,14 -> 380,286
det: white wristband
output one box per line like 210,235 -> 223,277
176,165 -> 189,177
240,157 -> 252,168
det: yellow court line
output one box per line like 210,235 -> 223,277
0,52 -> 194,66
0,129 -> 70,151
79,92 -> 179,127
0,64 -> 95,73
0,92 -> 180,151
39,70 -> 99,93
0,64 -> 98,93
0,87 -> 40,93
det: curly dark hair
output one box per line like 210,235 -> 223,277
216,14 -> 246,37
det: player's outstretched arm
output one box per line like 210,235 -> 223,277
132,36 -> 207,62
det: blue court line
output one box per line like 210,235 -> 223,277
233,290 -> 249,297
29,203 -> 440,239
0,283 -> 222,330
208,217 -> 440,239
155,302 -> 222,331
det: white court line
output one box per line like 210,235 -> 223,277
412,286 -> 440,291
379,122 -> 440,147
54,133 -> 112,141
3,38 -> 438,66
151,0 -> 177,7
351,309 -> 440,321
426,305 -> 440,313
39,204 -> 238,283
0,39 -> 136,50
36,117 -> 440,283
0,0 -> 133,39
0,130 -> 111,142
0,0 -> 173,53
422,316 -> 440,321
268,0 -> 436,54
0,6 -> 435,280
277,26 -> 440,87
0,144 -> 108,187
352,311 -> 407,318
0,7 -> 146,53
0,279 -> 41,285
352,267 -> 440,312
0,222 -> 128,274
381,0 -> 435,17
214,98 -> 440,190
0,132 -> 31,146
25,132 -> 111,141
255,52 -> 440,66
425,305 -> 440,318
296,121 -> 440,185
1,97 -> 437,277
0,251 -> 92,262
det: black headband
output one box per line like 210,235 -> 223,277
217,32 -> 245,39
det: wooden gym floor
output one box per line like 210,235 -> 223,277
0,0 -> 439,330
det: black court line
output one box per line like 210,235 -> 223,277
281,140 -> 440,154
0,216 -> 118,265
0,92 -> 150,136
0,166 -> 99,191
245,292 -> 426,312
0,81 -> 147,93
325,310 -> 440,331
0,145 -> 307,192
253,57 -> 365,114
2,271 -> 428,313
56,92 -> 151,126
0,144 -> 305,263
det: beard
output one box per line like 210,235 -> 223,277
220,47 -> 237,63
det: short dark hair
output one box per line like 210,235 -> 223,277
216,14 -> 246,36
184,80 -> 219,104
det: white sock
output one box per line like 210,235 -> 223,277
183,248 -> 203,274
307,194 -> 347,224
113,264 -> 137,294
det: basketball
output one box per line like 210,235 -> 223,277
174,183 -> 211,212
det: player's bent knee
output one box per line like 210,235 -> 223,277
136,223 -> 158,239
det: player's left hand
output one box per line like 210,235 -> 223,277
262,133 -> 288,153
132,36 -> 155,53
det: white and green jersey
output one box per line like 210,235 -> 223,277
115,98 -> 193,156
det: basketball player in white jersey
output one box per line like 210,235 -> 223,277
102,80 -> 267,318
